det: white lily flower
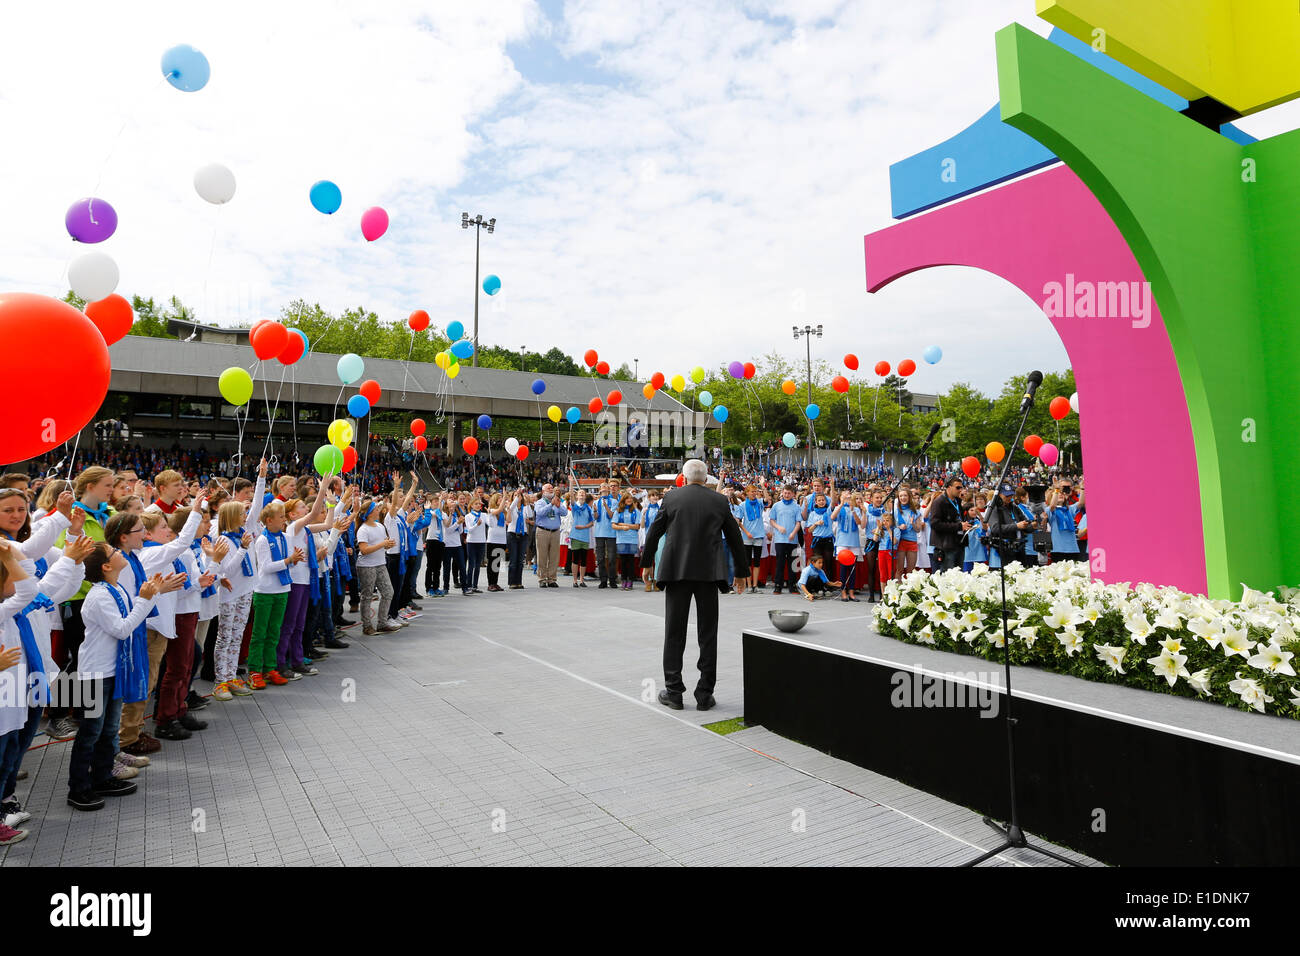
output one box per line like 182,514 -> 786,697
916,624 -> 936,645
1228,671 -> 1274,713
1014,606 -> 1034,623
1159,636 -> 1186,656
875,605 -> 895,623
936,585 -> 961,607
1081,604 -> 1104,625
929,607 -> 952,627
1219,626 -> 1255,659
896,612 -> 918,632
961,628 -> 984,645
959,609 -> 982,628
1187,669 -> 1213,697
1094,643 -> 1126,674
1153,607 -> 1183,631
1124,616 -> 1154,644
1246,643 -> 1296,677
1012,625 -> 1039,648
1056,628 -> 1084,657
1147,649 -> 1191,687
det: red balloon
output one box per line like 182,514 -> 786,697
584,349 -> 598,368
250,319 -> 269,337
651,371 -> 665,389
874,361 -> 890,377
84,294 -> 133,346
843,354 -> 859,371
359,379 -> 381,404
408,310 -> 430,332
675,474 -> 685,487
607,390 -> 622,406
898,359 -> 916,377
277,331 -> 305,365
743,362 -> 756,379
961,456 -> 981,478
462,436 -> 478,455
341,446 -> 358,474
588,397 -> 603,414
831,375 -> 850,393
1024,435 -> 1044,457
0,293 -> 110,463
250,320 -> 288,360
413,436 -> 427,452
410,418 -> 426,437
1049,396 -> 1072,420
596,360 -> 610,376
836,548 -> 856,566
516,446 -> 529,461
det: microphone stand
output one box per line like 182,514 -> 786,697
962,386 -> 1080,867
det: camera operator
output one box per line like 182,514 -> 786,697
986,481 -> 1038,565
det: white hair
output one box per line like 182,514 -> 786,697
682,459 -> 708,484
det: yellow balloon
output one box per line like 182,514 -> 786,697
447,363 -> 460,379
690,366 -> 705,384
434,351 -> 449,370
670,374 -> 685,392
327,419 -> 353,450
547,404 -> 562,423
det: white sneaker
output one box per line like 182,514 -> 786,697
388,618 -> 410,628
111,763 -> 139,780
1,802 -> 30,827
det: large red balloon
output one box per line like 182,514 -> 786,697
1049,396 -> 1072,420
462,436 -> 478,455
651,371 -> 665,389
408,310 -> 430,332
413,435 -> 427,452
843,354 -> 859,371
675,474 -> 685,487
516,446 -> 529,461
588,397 -> 603,414
607,390 -> 622,406
250,321 -> 288,360
831,375 -> 849,393
341,446 -> 358,474
359,379 -> 381,404
596,360 -> 610,376
743,362 -> 756,379
898,359 -> 917,377
84,294 -> 133,346
584,349 -> 598,368
0,293 -> 110,463
874,361 -> 890,377
837,548 -> 856,566
277,331 -> 305,365
961,456 -> 981,478
1024,434 -> 1044,457
410,418 -> 426,437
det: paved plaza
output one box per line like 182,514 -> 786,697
2,577 -> 1094,867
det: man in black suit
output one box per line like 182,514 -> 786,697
927,476 -> 969,573
641,459 -> 748,711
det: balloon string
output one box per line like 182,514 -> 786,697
290,364 -> 298,462
65,430 -> 81,482
261,363 -> 287,460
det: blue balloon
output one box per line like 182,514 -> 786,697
698,390 -> 713,407
450,339 -> 474,360
477,414 -> 492,431
782,432 -> 798,448
161,44 -> 210,92
924,345 -> 943,365
712,405 -> 729,423
531,378 -> 546,395
805,403 -> 820,420
347,394 -> 371,418
309,180 -> 342,215
446,320 -> 464,341
290,328 -> 310,355
337,353 -> 364,385
483,275 -> 501,296
565,406 -> 580,424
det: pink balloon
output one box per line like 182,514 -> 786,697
1038,442 -> 1059,467
361,206 -> 389,242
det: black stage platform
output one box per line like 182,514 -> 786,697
743,615 -> 1300,866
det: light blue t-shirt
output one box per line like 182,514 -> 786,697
569,503 -> 593,544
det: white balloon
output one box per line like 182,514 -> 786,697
194,163 -> 236,204
1069,391 -> 1079,414
68,251 -> 119,302
504,437 -> 520,456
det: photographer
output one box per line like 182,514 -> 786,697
986,481 -> 1038,565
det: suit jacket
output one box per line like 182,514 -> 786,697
640,483 -> 748,584
926,494 -> 966,551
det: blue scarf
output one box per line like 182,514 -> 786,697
808,503 -> 832,539
74,500 -> 110,527
103,583 -> 149,704
15,595 -> 53,706
189,538 -> 218,598
34,556 -> 47,579
334,534 -> 352,581
224,531 -> 254,576
837,506 -> 857,534
395,518 -> 408,574
744,498 -> 763,523
265,531 -> 293,586
304,529 -> 321,600
1051,506 -> 1075,534
142,540 -> 191,589
122,550 -> 160,620
513,506 -> 524,535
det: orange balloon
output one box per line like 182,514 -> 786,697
831,375 -> 849,393
651,371 -> 665,389
781,380 -> 797,395
898,358 -> 917,377
589,397 -> 603,414
642,383 -> 656,400
341,446 -> 358,473
84,294 -> 133,345
985,441 -> 1005,464
413,436 -> 427,452
359,379 -> 381,404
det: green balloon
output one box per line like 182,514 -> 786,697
218,366 -> 253,406
313,444 -> 344,476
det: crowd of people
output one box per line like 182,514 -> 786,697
0,451 -> 1084,846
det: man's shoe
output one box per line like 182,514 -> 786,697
116,750 -> 150,768
46,716 -> 79,741
178,714 -> 208,731
122,735 -> 161,757
657,690 -> 684,710
773,588 -> 783,595
186,691 -> 210,711
324,638 -> 350,649
696,695 -> 717,712
154,720 -> 192,741
67,790 -> 105,812
1,799 -> 30,827
597,582 -> 608,589
93,778 -> 137,798
336,619 -> 358,630
362,625 -> 375,635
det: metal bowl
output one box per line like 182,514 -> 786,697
768,609 -> 809,633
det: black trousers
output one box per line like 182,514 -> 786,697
662,580 -> 719,701
933,544 -> 963,573
425,540 -> 445,590
385,553 -> 404,619
486,542 -> 508,587
595,537 -> 617,584
773,544 -> 796,589
507,532 -> 526,586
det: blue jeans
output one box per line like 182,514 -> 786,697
68,676 -> 121,794
0,705 -> 43,800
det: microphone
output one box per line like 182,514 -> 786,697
1020,370 -> 1044,413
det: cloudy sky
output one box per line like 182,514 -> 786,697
2,1 -> 1295,395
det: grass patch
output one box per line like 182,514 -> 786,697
703,716 -> 749,736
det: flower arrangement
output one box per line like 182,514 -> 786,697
872,562 -> 1300,718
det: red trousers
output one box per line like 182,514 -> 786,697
158,612 -> 197,724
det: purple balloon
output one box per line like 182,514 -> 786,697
728,360 -> 744,379
65,198 -> 118,244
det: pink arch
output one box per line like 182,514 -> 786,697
865,165 -> 1206,593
